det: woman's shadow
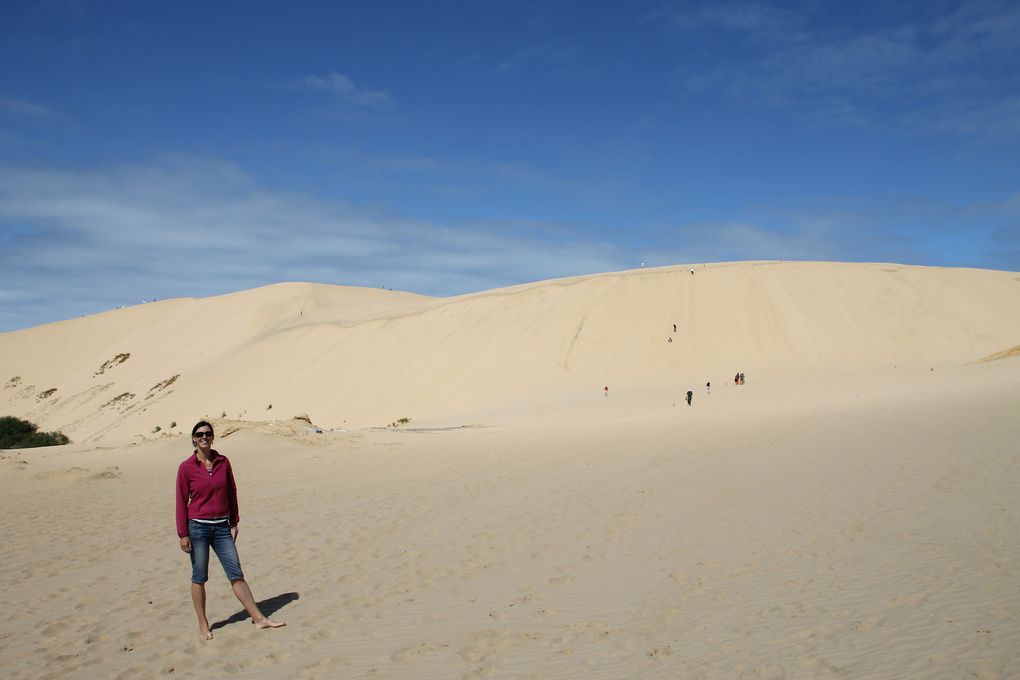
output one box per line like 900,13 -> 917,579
211,592 -> 299,630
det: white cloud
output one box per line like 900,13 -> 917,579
0,98 -> 66,121
649,189 -> 1020,271
296,72 -> 393,111
372,156 -> 440,172
3,154 -> 1015,331
494,43 -> 579,76
663,1 -> 1020,142
650,0 -> 804,36
0,156 -> 628,331
650,219 -> 848,266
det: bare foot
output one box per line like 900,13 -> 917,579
199,628 -> 214,640
254,618 -> 286,629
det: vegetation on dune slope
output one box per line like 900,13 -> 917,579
0,416 -> 70,448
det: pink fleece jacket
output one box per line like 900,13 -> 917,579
175,451 -> 239,537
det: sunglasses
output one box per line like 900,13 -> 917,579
194,431 -> 214,439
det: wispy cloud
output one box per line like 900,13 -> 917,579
649,0 -> 804,36
0,156 -> 627,331
649,189 -> 1020,271
649,219 -> 867,266
294,72 -> 393,111
0,98 -> 66,121
988,224 -> 1020,270
494,43 -> 580,76
658,1 -> 1020,142
372,155 -> 440,172
2,154 -> 1016,332
980,191 -> 1020,269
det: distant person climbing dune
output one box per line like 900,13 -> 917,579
686,390 -> 693,406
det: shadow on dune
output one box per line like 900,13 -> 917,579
211,591 -> 299,630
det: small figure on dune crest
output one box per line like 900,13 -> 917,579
740,372 -> 745,385
734,372 -> 740,386
176,421 -> 286,641
706,381 -> 711,394
604,386 -> 609,398
686,390 -> 693,406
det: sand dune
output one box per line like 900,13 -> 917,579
1,261 -> 1019,679
2,261 -> 1019,444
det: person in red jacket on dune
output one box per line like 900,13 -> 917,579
176,420 -> 285,640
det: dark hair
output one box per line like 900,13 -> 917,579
191,420 -> 214,437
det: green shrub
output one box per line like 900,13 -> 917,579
0,416 -> 70,448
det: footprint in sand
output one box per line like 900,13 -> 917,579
886,591 -> 928,608
964,629 -> 995,648
46,652 -> 81,667
548,564 -> 575,585
849,615 -> 884,633
796,655 -> 847,676
511,589 -> 541,606
390,641 -> 451,662
310,627 -> 340,641
40,621 -> 69,636
298,656 -> 351,678
746,662 -> 787,679
646,644 -> 674,658
967,660 -> 1007,680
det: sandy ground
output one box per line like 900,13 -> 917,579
2,360 -> 1018,679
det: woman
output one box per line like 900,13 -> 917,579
176,420 -> 285,640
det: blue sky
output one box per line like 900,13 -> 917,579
1,0 -> 1018,331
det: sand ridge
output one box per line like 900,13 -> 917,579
2,261 -> 1019,444
981,343 -> 1020,362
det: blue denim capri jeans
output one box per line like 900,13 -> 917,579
188,520 -> 244,583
